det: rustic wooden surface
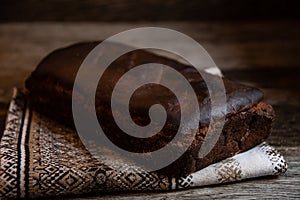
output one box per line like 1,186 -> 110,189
1,0 -> 300,22
0,21 -> 299,199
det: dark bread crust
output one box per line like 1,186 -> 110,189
25,42 -> 275,177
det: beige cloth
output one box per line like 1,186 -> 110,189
0,89 -> 287,199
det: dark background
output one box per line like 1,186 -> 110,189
1,0 -> 300,22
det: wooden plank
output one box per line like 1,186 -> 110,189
0,103 -> 8,139
1,0 -> 299,22
0,21 -> 300,102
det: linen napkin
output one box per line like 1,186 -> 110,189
0,89 -> 287,199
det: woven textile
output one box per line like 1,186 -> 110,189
0,89 -> 287,199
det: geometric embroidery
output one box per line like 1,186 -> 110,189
177,175 -> 193,189
259,143 -> 288,175
0,90 -> 24,199
215,158 -> 242,183
0,90 -> 174,199
0,89 -> 288,199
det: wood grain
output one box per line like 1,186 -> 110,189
0,21 -> 299,199
1,0 -> 299,22
0,21 -> 299,102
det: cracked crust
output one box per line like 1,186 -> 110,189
158,101 -> 274,176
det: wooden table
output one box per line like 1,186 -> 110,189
0,21 -> 299,199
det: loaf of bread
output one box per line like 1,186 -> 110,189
25,42 -> 275,177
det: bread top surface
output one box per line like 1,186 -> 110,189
26,42 -> 264,127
